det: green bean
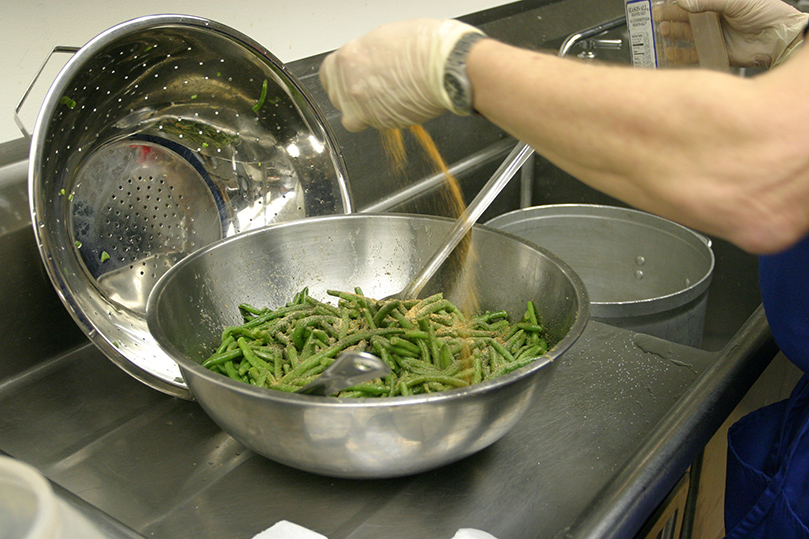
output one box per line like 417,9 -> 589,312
327,289 -> 370,309
224,326 -> 262,341
404,329 -> 430,341
292,315 -> 337,349
425,382 -> 448,393
202,288 -> 554,396
414,299 -> 461,318
239,303 -> 264,317
438,343 -> 453,370
223,361 -> 242,382
298,333 -> 317,361
514,322 -> 545,333
388,308 -> 415,329
345,383 -> 389,396
487,319 -> 511,331
485,338 -> 514,363
371,339 -> 398,372
361,308 -> 376,329
434,328 -> 495,339
404,374 -> 469,389
475,310 -> 509,323
201,348 -> 243,369
423,322 -> 441,367
515,344 -> 542,362
472,354 -> 483,384
309,298 -> 340,316
399,357 -> 441,375
390,344 -> 421,359
389,336 -> 420,355
237,337 -> 271,376
269,382 -> 304,393
372,300 -> 401,327
491,354 -> 540,377
416,339 -> 431,365
282,327 -> 405,381
507,329 -> 526,354
215,335 -> 236,355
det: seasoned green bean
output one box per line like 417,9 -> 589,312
201,288 -> 555,397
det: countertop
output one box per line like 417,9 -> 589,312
0,1 -> 782,537
0,305 -> 776,539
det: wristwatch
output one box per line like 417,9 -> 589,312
443,31 -> 487,115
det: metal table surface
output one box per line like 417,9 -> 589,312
0,0 -> 777,531
0,313 -> 775,539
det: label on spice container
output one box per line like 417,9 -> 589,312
626,0 -> 658,68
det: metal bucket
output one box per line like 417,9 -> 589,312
486,204 -> 714,347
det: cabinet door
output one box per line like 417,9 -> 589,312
636,473 -> 690,539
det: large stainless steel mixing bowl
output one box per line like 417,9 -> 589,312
146,214 -> 589,478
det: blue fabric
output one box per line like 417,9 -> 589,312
724,377 -> 809,538
722,235 -> 809,539
759,234 -> 809,373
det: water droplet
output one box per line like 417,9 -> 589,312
635,256 -> 646,266
634,270 -> 644,280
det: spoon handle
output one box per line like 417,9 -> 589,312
399,141 -> 535,299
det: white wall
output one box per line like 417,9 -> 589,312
0,0 -> 508,144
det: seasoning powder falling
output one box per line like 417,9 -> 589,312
380,126 -> 480,316
381,126 -> 483,379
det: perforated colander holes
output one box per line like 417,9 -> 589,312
106,175 -> 184,255
104,314 -> 149,351
128,254 -> 174,281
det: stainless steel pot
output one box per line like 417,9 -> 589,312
146,214 -> 589,478
486,204 -> 714,347
28,15 -> 351,398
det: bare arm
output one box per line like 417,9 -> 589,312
466,39 -> 809,253
319,13 -> 809,254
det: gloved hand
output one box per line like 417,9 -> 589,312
676,0 -> 809,67
318,19 -> 485,132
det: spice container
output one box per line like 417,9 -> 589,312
625,0 -> 729,71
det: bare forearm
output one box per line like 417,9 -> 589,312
467,39 -> 809,253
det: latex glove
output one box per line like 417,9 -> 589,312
319,19 -> 485,132
677,0 -> 809,67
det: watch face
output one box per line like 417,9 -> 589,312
443,32 -> 485,114
444,73 -> 466,108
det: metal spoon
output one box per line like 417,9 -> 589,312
297,143 -> 534,395
387,141 -> 535,300
295,351 -> 390,396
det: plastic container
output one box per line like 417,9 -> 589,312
625,0 -> 729,71
0,456 -> 106,539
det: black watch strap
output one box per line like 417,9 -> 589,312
443,32 -> 487,115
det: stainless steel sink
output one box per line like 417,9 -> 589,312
0,1 -> 777,538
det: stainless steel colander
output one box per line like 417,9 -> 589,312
28,14 -> 352,398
